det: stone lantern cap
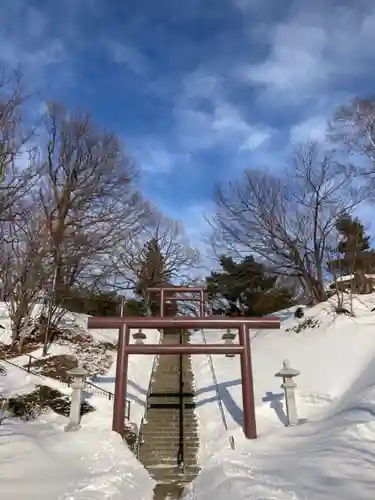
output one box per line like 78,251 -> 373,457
222,330 -> 236,340
67,366 -> 88,378
133,328 -> 146,339
275,359 -> 300,378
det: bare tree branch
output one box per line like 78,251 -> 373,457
2,204 -> 50,348
210,141 -> 368,303
29,102 -> 148,347
111,209 -> 201,289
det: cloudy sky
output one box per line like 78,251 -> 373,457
2,0 -> 375,244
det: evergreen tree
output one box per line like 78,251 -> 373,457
122,298 -> 145,316
328,214 -> 375,277
135,237 -> 171,315
206,255 -> 293,316
55,287 -> 121,316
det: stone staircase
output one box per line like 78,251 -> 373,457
138,329 -> 200,499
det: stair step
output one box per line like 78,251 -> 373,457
149,392 -> 195,398
141,452 -> 197,458
140,439 -> 198,446
148,465 -> 200,475
141,431 -> 198,438
141,442 -> 198,448
140,446 -> 198,453
142,458 -> 198,467
142,420 -> 198,426
148,466 -> 200,476
139,454 -> 197,460
147,403 -> 196,410
137,332 -> 199,487
144,409 -> 197,416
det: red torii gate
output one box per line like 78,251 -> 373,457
147,285 -> 205,317
87,286 -> 280,439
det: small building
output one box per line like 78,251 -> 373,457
327,274 -> 375,294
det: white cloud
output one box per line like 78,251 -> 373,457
0,37 -> 66,72
105,40 -> 148,75
132,139 -> 190,174
242,23 -> 328,101
182,69 -> 223,100
239,130 -> 271,151
241,3 -> 375,104
211,101 -> 271,151
232,0 -> 258,12
289,115 -> 328,144
174,68 -> 272,154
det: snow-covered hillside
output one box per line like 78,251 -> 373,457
2,295 -> 375,499
187,293 -> 375,499
0,305 -> 160,500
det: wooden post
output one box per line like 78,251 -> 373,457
112,324 -> 130,434
238,323 -> 257,439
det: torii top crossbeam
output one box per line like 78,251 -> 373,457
146,284 -> 206,315
87,315 -> 280,330
147,286 -> 204,293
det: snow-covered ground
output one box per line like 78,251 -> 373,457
0,305 -> 160,499
188,294 -> 375,499
89,326 -> 161,427
0,363 -> 156,500
0,303 -> 161,430
3,295 -> 375,499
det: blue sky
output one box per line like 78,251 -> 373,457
2,0 -> 375,245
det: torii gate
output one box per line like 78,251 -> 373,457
147,285 -> 205,317
87,286 -> 280,439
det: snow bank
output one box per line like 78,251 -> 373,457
0,302 -> 161,430
0,355 -> 155,500
0,306 -> 159,499
0,408 -> 154,500
90,327 -> 161,428
187,293 -> 375,499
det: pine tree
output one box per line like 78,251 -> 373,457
206,255 -> 293,316
135,238 -> 171,315
328,215 -> 375,276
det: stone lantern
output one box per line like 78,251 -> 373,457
133,328 -> 146,344
0,399 -> 9,426
64,364 -> 88,432
222,328 -> 237,358
275,359 -> 300,426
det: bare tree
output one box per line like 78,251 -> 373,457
112,210 -> 201,291
34,102 -> 147,350
0,68 -> 40,304
2,205 -> 50,349
0,69 -> 38,221
329,97 -> 375,168
0,68 -> 35,181
210,142 -> 369,304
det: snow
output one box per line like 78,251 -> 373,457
0,362 -> 155,499
186,293 -> 375,499
3,295 -> 375,499
0,305 -> 160,500
89,326 -> 161,428
0,303 -> 161,430
0,401 -> 154,500
330,273 -> 375,283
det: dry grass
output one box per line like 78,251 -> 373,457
27,354 -> 77,383
7,385 -> 95,421
0,329 -> 45,358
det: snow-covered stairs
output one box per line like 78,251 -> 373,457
138,330 -> 200,499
